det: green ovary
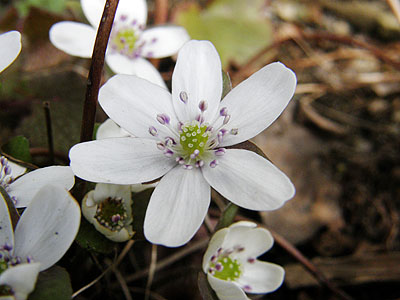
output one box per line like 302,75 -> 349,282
112,28 -> 137,53
211,256 -> 242,281
179,122 -> 209,156
95,197 -> 126,229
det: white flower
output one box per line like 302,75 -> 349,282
0,184 -> 81,299
0,156 -> 75,208
49,0 -> 190,88
82,183 -> 134,242
0,31 -> 21,74
70,40 -> 297,247
202,222 -> 284,300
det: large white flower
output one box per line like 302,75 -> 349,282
49,0 -> 190,88
70,40 -> 297,247
202,221 -> 284,300
0,156 -> 75,208
0,184 -> 81,299
0,31 -> 21,74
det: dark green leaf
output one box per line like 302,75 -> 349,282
215,202 -> 239,231
2,135 -> 32,163
198,272 -> 219,300
28,266 -> 72,300
75,218 -> 115,254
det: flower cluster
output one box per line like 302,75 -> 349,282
49,0 -> 190,87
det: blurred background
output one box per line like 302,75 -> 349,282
1,0 -> 400,299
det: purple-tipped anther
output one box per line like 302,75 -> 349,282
157,142 -> 165,150
176,157 -> 185,164
4,166 -> 11,176
214,148 -> 226,156
230,128 -> 238,135
3,244 -> 12,252
120,14 -> 127,21
243,285 -> 252,292
179,91 -> 188,103
183,164 -> 193,170
247,257 -> 255,264
215,263 -> 223,271
195,114 -> 204,124
156,113 -> 170,125
164,149 -> 174,157
195,160 -> 204,168
165,137 -> 176,146
210,160 -> 218,168
223,114 -> 231,125
220,107 -> 228,116
190,149 -> 200,159
149,126 -> 158,136
199,100 -> 208,112
111,214 -> 121,223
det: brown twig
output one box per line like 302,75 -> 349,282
154,0 -> 169,24
80,0 -> 119,143
145,244 -> 158,300
42,101 -> 54,165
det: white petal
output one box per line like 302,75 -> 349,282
202,228 -> 228,272
9,166 -> 75,208
106,54 -> 167,88
144,166 -> 210,247
0,263 -> 40,300
237,261 -> 284,294
223,225 -> 274,260
96,119 -> 131,139
49,21 -> 96,58
207,274 -> 249,300
82,190 -> 97,219
81,0 -> 147,28
14,185 -> 81,271
202,149 -> 295,211
69,138 -> 176,184
139,26 -> 190,59
171,40 -> 222,123
0,31 -> 21,73
8,161 -> 26,179
99,73 -> 173,139
218,62 -> 296,147
0,191 -> 14,251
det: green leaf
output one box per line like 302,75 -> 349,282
175,0 -> 273,68
28,266 -> 72,300
132,188 -> 154,240
75,218 -> 115,254
214,202 -> 239,231
198,272 -> 219,300
15,0 -> 67,16
2,136 -> 32,163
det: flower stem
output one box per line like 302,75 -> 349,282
42,101 -> 54,165
80,0 -> 120,143
214,202 -> 239,232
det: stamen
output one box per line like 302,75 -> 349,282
230,128 -> 238,135
220,107 -> 228,116
164,149 -> 174,157
157,142 -> 165,150
214,148 -> 226,156
210,160 -> 218,168
223,114 -> 231,125
149,126 -> 158,136
179,91 -> 188,103
199,100 -> 208,112
156,113 -> 170,125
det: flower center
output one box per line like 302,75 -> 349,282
209,256 -> 242,281
94,197 -> 127,232
0,285 -> 13,297
179,121 -> 209,157
111,28 -> 137,55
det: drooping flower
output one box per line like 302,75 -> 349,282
202,221 -> 284,300
0,31 -> 21,73
0,184 -> 81,299
49,0 -> 190,88
0,156 -> 75,208
70,40 -> 297,247
82,183 -> 134,242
